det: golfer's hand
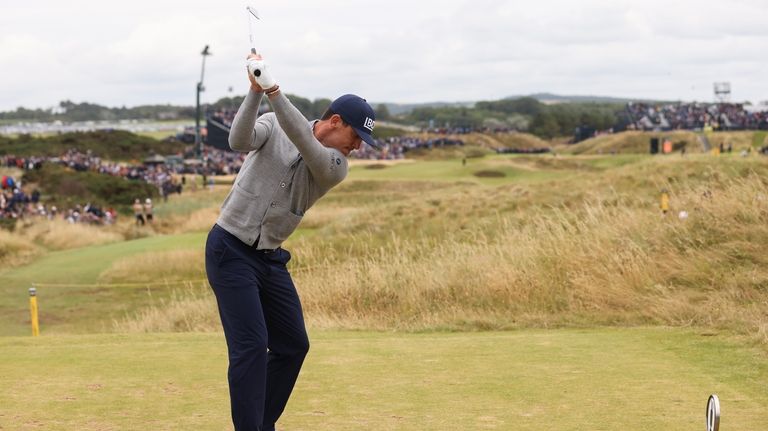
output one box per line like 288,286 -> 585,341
246,53 -> 277,93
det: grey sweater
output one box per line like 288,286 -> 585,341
216,90 -> 348,249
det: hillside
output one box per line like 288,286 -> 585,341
0,130 -> 185,160
408,131 -> 550,150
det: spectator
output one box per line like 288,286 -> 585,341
143,198 -> 154,224
132,198 -> 145,226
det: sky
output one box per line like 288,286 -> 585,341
1,0 -> 767,111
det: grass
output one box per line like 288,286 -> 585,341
347,154 -> 572,184
4,153 -> 768,342
0,232 -> 207,336
2,149 -> 768,429
17,219 -> 124,251
753,130 -> 767,148
0,328 -> 766,430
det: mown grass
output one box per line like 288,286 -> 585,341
0,232 -> 207,335
1,328 -> 767,430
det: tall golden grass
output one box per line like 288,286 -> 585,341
560,131 -> 702,155
0,228 -> 41,267
290,175 -> 768,340
114,156 -> 768,344
98,249 -> 205,283
113,283 -> 219,332
19,219 -> 124,250
151,206 -> 220,235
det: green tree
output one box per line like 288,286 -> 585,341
530,112 -> 560,139
376,104 -> 391,121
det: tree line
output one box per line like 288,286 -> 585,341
404,97 -> 631,139
2,96 -> 634,139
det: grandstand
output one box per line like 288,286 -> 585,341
625,101 -> 768,131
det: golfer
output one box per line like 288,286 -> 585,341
205,52 -> 377,431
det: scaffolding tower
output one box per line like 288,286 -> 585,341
713,82 -> 731,103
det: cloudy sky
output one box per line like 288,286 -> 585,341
1,0 -> 767,111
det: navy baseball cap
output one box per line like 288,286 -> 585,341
329,94 -> 380,150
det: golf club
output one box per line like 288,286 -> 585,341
246,6 -> 260,54
706,394 -> 720,431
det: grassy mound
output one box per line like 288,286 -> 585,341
561,130 -> 764,155
409,131 -> 550,150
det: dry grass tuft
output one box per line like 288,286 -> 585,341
98,249 -> 205,283
0,229 -> 42,267
113,283 -> 219,333
19,219 -> 124,250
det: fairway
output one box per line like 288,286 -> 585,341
0,232 -> 208,336
1,328 -> 767,430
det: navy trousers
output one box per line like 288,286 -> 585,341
205,224 -> 309,431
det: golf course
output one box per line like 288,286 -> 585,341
1,136 -> 768,430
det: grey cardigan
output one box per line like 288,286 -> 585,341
216,90 -> 348,249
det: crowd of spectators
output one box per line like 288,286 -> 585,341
0,182 -> 118,225
210,109 -> 238,128
203,146 -> 246,175
627,102 -> 768,131
350,136 -> 465,160
50,149 -> 187,200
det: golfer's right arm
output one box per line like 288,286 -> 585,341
229,90 -> 273,152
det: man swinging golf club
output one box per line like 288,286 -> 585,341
205,50 -> 378,431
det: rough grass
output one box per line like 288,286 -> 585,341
18,219 -> 124,250
561,130 -> 763,155
706,131 -> 756,151
112,283 -> 215,333
5,153 -> 768,344
409,131 -> 550,150
560,130 -> 702,155
285,175 -> 768,339
105,155 -> 768,346
0,229 -> 42,267
98,249 -> 205,283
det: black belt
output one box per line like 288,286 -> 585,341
251,236 -> 279,253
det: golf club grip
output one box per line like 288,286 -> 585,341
249,48 -> 261,76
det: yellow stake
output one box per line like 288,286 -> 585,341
29,287 -> 39,337
660,189 -> 670,215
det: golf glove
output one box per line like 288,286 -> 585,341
247,58 -> 276,90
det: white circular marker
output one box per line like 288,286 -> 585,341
706,394 -> 720,431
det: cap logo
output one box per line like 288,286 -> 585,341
363,117 -> 375,132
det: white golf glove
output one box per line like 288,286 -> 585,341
247,57 -> 276,90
